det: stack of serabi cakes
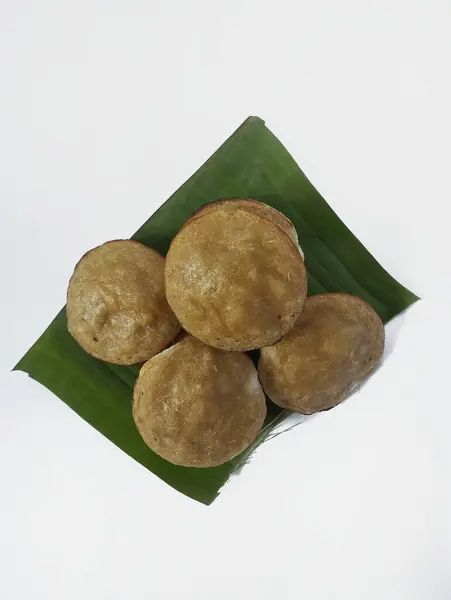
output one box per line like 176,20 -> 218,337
66,199 -> 384,467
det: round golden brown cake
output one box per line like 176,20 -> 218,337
132,335 -> 267,467
165,207 -> 307,351
67,240 -> 180,365
192,198 -> 303,257
258,293 -> 385,414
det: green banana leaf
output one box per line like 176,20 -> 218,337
14,116 -> 418,505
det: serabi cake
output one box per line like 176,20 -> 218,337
258,293 -> 385,414
132,335 -> 267,467
67,240 -> 180,365
165,207 -> 307,351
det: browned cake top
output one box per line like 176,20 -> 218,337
192,198 -> 301,252
258,293 -> 385,414
165,208 -> 307,351
67,240 -> 180,365
133,336 -> 267,467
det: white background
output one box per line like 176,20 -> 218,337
1,1 -> 450,599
